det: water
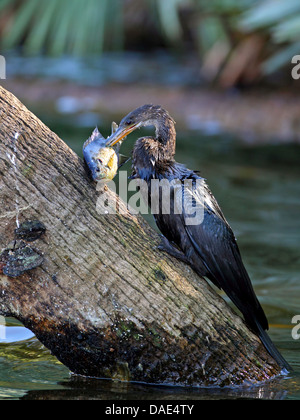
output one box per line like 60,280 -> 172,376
5,52 -> 202,87
1,116 -> 300,399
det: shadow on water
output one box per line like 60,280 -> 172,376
1,114 -> 300,399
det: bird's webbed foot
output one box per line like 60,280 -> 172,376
158,235 -> 189,264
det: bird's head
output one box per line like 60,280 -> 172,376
106,104 -> 175,147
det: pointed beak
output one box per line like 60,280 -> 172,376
106,124 -> 139,147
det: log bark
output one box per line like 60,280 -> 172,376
0,85 -> 281,386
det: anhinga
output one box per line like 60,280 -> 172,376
106,104 -> 291,371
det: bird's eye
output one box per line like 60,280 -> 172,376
125,119 -> 132,126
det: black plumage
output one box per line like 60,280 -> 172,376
107,104 -> 291,371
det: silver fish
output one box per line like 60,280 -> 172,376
83,122 -> 129,181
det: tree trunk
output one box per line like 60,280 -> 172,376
0,85 -> 281,387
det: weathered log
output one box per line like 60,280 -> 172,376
0,85 -> 281,386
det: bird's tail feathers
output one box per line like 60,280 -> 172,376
254,320 -> 292,373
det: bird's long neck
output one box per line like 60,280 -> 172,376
154,114 -> 176,158
132,119 -> 177,181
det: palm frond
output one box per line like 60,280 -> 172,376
241,0 -> 300,74
1,0 -> 123,56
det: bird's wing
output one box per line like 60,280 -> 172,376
179,177 -> 268,331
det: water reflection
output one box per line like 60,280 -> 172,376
21,374 -> 290,400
